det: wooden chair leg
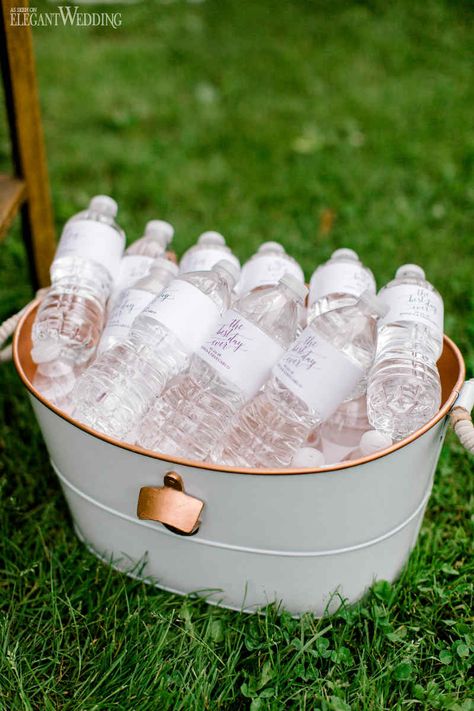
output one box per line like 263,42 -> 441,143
0,0 -> 56,288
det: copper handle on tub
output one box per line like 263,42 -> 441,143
137,472 -> 204,535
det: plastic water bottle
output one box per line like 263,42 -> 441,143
308,248 -> 376,323
135,274 -> 307,460
344,430 -> 393,461
305,425 -> 322,450
33,360 -> 80,412
179,231 -> 240,274
111,220 -> 174,303
71,261 -> 239,440
236,242 -> 305,296
211,291 -> 387,468
31,195 -> 125,367
319,395 -> 370,464
291,447 -> 325,468
367,264 -> 444,440
97,257 -> 178,355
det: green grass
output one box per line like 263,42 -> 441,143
0,0 -> 473,708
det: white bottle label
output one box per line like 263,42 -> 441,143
309,262 -> 376,305
99,288 -> 155,352
237,256 -> 304,295
198,310 -> 285,400
56,219 -> 125,280
180,248 -> 240,274
113,255 -> 154,296
378,284 -> 444,334
273,330 -> 363,420
142,280 -> 221,353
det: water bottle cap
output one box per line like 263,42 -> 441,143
89,195 -> 118,218
149,257 -> 179,277
198,231 -> 226,246
36,359 -> 74,377
258,241 -> 285,254
292,447 -> 325,468
395,264 -> 425,280
214,259 -> 240,286
331,248 -> 359,261
145,220 -> 174,245
279,273 -> 308,302
359,430 -> 392,456
358,289 -> 389,318
31,341 -> 62,364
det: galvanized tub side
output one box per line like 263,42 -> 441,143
13,302 -> 466,615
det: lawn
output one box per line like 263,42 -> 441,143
0,0 -> 473,708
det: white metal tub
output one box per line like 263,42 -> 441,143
13,302 -> 466,616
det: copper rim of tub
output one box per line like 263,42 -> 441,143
13,300 -> 466,476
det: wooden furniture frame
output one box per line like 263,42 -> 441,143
0,0 -> 55,287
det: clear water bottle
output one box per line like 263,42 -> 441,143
31,195 -> 125,367
236,242 -> 305,297
111,220 -> 174,303
319,395 -> 370,464
367,264 -> 444,440
291,447 -> 325,468
71,260 -> 239,440
179,231 -> 240,274
344,430 -> 393,461
306,424 -> 322,450
97,257 -> 179,355
211,291 -> 387,468
308,248 -> 376,323
33,360 -> 80,412
135,274 -> 307,460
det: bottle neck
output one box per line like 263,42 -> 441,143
217,271 -> 235,291
281,283 -> 304,305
